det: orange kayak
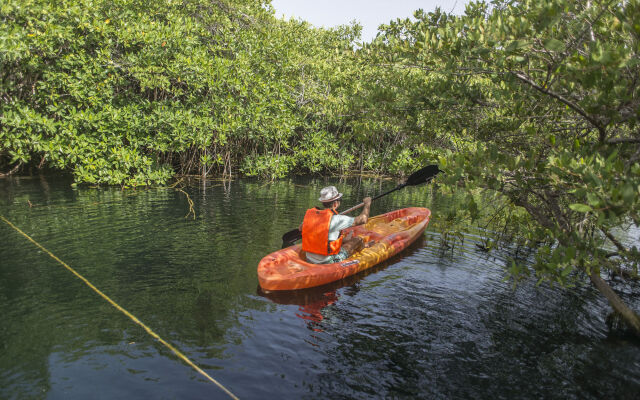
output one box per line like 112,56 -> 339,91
258,207 -> 431,291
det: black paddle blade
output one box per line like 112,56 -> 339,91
281,228 -> 302,248
406,164 -> 443,186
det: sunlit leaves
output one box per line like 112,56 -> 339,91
0,0 -> 367,183
569,204 -> 592,213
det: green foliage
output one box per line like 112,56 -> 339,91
360,0 -> 640,287
0,0 -> 363,184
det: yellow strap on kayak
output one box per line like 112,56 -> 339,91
1,215 -> 239,400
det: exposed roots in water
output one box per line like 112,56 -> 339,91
0,162 -> 22,178
169,177 -> 184,188
439,229 -> 465,252
176,188 -> 195,220
610,266 -> 640,282
168,177 -> 196,219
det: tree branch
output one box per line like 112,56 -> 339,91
511,71 -> 607,141
601,228 -> 629,253
606,137 -> 640,144
589,272 -> 640,336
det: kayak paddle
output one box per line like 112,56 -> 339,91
281,164 -> 442,248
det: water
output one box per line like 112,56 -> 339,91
1,175 -> 639,399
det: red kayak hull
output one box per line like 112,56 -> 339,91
258,207 -> 431,291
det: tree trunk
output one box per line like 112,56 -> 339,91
201,147 -> 207,183
589,272 -> 640,336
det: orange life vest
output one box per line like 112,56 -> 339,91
301,208 -> 343,256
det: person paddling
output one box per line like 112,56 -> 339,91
301,186 -> 372,264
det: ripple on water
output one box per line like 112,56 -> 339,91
2,176 -> 640,400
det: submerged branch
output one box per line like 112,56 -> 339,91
0,163 -> 22,178
176,188 -> 196,220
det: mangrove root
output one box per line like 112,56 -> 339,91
0,163 -> 21,178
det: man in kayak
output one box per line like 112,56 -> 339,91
301,186 -> 372,264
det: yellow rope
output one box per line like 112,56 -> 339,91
1,215 -> 239,400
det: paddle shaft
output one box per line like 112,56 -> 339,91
339,166 -> 440,215
339,183 -> 406,215
280,184 -> 405,246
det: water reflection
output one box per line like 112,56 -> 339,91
2,175 -> 640,400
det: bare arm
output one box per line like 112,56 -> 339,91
353,197 -> 371,226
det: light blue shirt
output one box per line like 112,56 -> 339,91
306,214 -> 355,264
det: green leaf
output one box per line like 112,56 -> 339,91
543,38 -> 565,52
622,184 -> 636,205
586,193 -> 600,207
569,204 -> 593,213
505,40 -> 529,52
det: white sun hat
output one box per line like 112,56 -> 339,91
318,186 -> 343,202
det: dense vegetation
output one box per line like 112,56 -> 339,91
362,0 -> 640,334
0,0 -> 361,184
2,0 -> 639,333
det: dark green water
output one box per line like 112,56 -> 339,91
1,175 -> 639,399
